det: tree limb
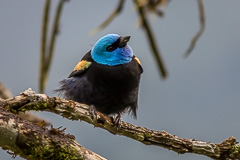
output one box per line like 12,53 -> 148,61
0,107 -> 106,160
0,82 -> 50,126
1,88 -> 240,159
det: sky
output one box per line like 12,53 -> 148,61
1,0 -> 240,160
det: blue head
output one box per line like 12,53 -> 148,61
91,34 -> 133,66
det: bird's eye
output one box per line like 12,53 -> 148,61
106,38 -> 120,52
106,45 -> 115,52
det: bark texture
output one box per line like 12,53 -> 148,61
0,107 -> 106,160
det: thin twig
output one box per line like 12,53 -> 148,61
45,0 -> 65,72
184,0 -> 205,58
39,0 -> 51,93
144,0 -> 167,16
90,0 -> 125,35
134,0 -> 168,79
39,0 -> 67,93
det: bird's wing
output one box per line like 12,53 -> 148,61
68,51 -> 92,77
133,56 -> 143,74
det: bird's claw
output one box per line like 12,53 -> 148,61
113,113 -> 122,129
89,105 -> 97,120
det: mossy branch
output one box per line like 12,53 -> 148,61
0,107 -> 106,160
1,89 -> 240,159
0,82 -> 50,126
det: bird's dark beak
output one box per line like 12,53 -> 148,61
119,36 -> 131,48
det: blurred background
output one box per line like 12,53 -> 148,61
1,0 -> 240,159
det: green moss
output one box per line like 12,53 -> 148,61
23,142 -> 82,160
230,144 -> 240,155
16,132 -> 83,160
4,105 -> 11,111
133,133 -> 145,141
144,132 -> 152,138
16,102 -> 52,113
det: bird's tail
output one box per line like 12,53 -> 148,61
128,103 -> 138,119
53,78 -> 76,100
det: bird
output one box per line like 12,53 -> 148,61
55,33 -> 143,125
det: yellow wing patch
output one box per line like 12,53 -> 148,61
73,60 -> 92,71
134,57 -> 141,65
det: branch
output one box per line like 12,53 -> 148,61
0,107 -> 106,160
1,89 -> 240,159
134,0 -> 168,79
90,0 -> 125,35
0,82 -> 50,126
184,0 -> 205,58
39,0 -> 51,93
39,0 -> 68,93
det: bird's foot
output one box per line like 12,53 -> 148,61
113,113 -> 122,129
89,105 -> 97,120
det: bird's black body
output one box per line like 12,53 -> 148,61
56,34 -> 143,120
57,51 -> 142,117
